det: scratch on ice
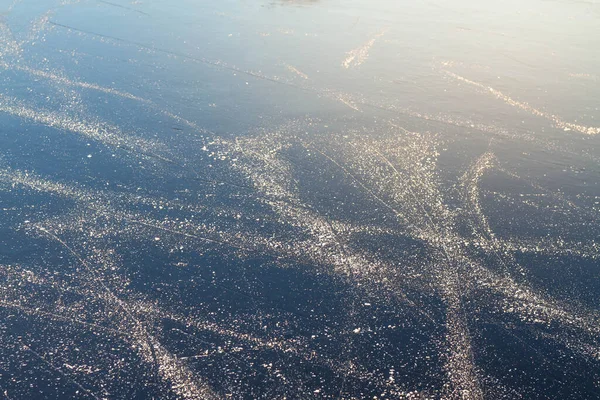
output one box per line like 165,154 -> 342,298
342,29 -> 388,69
444,70 -> 600,136
284,63 -> 309,80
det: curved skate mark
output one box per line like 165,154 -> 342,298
0,60 -> 217,137
443,70 -> 600,135
0,94 -> 173,162
459,152 -> 530,279
460,152 -> 501,238
0,166 -> 213,217
0,61 -> 152,104
467,163 -> 600,263
34,226 -> 219,400
366,143 -> 483,399
454,153 -> 600,371
451,167 -> 600,356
